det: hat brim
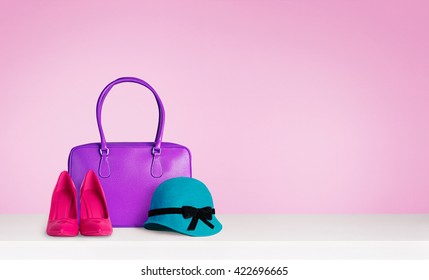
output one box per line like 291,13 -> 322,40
144,213 -> 222,237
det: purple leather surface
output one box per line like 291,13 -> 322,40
68,77 -> 192,227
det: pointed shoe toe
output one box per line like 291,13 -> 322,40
47,219 -> 79,236
80,218 -> 112,236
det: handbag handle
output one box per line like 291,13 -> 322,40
96,77 -> 165,155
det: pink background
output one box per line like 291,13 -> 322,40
1,1 -> 428,214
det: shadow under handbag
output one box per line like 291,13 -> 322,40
68,77 -> 192,227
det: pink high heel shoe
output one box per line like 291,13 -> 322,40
46,171 -> 79,237
80,170 -> 112,236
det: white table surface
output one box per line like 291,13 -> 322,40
1,214 -> 428,259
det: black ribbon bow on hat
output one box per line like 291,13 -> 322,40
181,206 -> 215,230
148,206 -> 216,231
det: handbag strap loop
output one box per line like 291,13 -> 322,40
96,77 -> 165,152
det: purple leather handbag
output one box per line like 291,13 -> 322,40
68,77 -> 192,227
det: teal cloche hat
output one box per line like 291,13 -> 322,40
144,177 -> 222,237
